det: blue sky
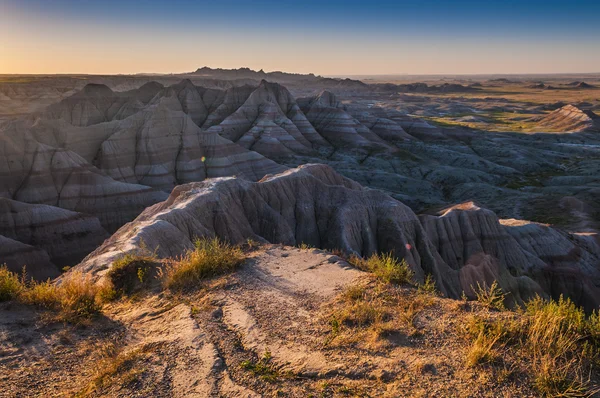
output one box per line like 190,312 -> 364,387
1,0 -> 599,75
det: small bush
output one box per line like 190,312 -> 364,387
58,272 -> 103,321
0,265 -> 25,302
20,280 -> 58,309
524,296 -> 597,396
473,280 -> 506,311
350,253 -> 413,285
160,238 -> 245,291
107,252 -> 158,297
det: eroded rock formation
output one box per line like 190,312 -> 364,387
536,104 -> 600,132
75,165 -> 600,310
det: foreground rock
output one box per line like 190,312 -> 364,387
76,165 -> 600,311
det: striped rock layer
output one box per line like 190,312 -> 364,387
536,104 -> 600,132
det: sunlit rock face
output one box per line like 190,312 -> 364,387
74,165 -> 600,311
536,104 -> 600,132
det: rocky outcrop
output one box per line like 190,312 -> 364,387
536,105 -> 600,132
76,164 -> 461,297
74,165 -> 600,310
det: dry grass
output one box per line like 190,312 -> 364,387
349,253 -> 413,285
0,265 -> 25,301
0,266 -> 105,323
160,238 -> 245,291
21,271 -> 103,323
466,327 -> 504,367
327,281 -> 435,348
462,295 -> 600,396
77,342 -> 146,397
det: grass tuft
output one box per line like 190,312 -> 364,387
160,238 -> 245,291
418,274 -> 438,295
18,271 -> 102,323
464,295 -> 599,396
349,253 -> 413,285
466,328 -> 504,367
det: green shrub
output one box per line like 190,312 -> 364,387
418,274 -> 437,295
240,349 -> 279,382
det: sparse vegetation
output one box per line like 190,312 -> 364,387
160,237 -> 245,291
418,274 -> 437,295
465,327 -> 504,367
240,349 -> 280,382
349,253 -> 413,285
78,343 -> 146,396
473,280 -> 507,311
106,251 -> 159,297
463,295 -> 600,396
24,271 -> 103,323
327,280 -> 433,348
297,242 -> 313,251
0,265 -> 25,301
1,266 -> 103,323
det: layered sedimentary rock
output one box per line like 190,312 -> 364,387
75,165 -> 600,310
5,78 -> 600,297
0,80 -> 291,277
298,91 -> 395,150
0,198 -> 109,268
0,124 -> 168,231
0,235 -> 58,280
536,104 -> 600,132
205,81 -> 330,158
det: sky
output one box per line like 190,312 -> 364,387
1,0 -> 599,76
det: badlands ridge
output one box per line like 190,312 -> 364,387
0,74 -> 599,310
